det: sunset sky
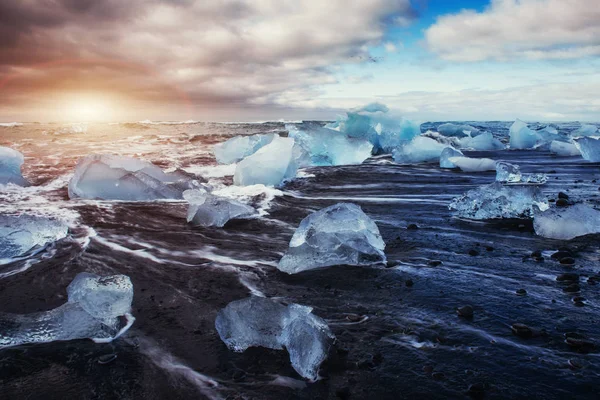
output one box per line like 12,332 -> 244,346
0,0 -> 599,122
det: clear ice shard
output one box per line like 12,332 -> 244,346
234,136 -> 298,186
183,189 -> 255,227
572,124 -> 598,137
278,203 -> 386,274
574,137 -> 600,162
495,161 -> 547,184
68,154 -> 197,200
440,147 -> 464,168
459,132 -> 504,151
392,136 -> 447,164
0,146 -> 29,186
213,133 -> 277,164
0,215 -> 68,261
550,141 -> 580,156
448,157 -> 496,172
286,125 -> 372,167
0,272 -> 134,348
215,296 -> 334,381
437,123 -> 480,138
449,182 -> 549,220
534,204 -> 600,240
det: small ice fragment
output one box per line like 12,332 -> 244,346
448,157 -> 496,172
68,154 -> 197,200
234,136 -> 298,186
574,137 -> 600,162
0,272 -> 134,348
534,204 -> 600,240
278,203 -> 386,274
550,141 -> 580,156
0,146 -> 29,186
440,147 -> 464,168
213,133 -> 277,164
0,215 -> 68,261
392,136 -> 447,164
183,189 -> 255,227
496,162 -> 522,183
215,296 -> 334,381
449,182 -> 548,220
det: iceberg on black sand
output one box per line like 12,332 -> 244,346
278,203 -> 386,274
183,188 -> 255,227
0,272 -> 134,348
215,296 -> 334,381
68,154 -> 198,200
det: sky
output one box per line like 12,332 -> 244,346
0,0 -> 598,123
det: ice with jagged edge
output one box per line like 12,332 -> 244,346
278,203 -> 386,274
437,123 -> 480,138
509,120 -> 559,150
392,136 -> 447,164
534,204 -> 600,240
68,154 -> 198,200
495,161 -> 547,184
215,296 -> 334,381
459,132 -> 504,151
572,124 -> 598,137
183,188 -> 255,227
574,137 -> 600,162
0,215 -> 68,262
214,133 -> 277,164
449,182 -> 549,220
440,147 -> 464,168
0,146 -> 29,186
286,125 -> 372,167
550,141 -> 580,156
0,272 -> 134,348
326,103 -> 421,153
449,157 -> 496,172
234,136 -> 298,186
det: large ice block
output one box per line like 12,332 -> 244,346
534,204 -> 600,240
68,154 -> 197,200
448,157 -> 496,172
234,136 -> 298,186
183,189 -> 255,227
449,182 -> 549,220
439,147 -> 464,168
437,123 -> 479,138
574,137 -> 600,162
286,125 -> 372,167
214,133 -> 277,164
550,141 -> 580,156
392,136 -> 447,164
509,119 -> 540,149
215,296 -> 334,381
0,215 -> 68,261
0,146 -> 29,186
278,203 -> 386,274
459,132 -> 504,151
0,272 -> 134,348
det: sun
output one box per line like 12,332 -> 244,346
62,96 -> 115,122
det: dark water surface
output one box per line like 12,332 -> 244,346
0,121 -> 599,399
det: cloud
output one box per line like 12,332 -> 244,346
0,0 -> 417,120
425,0 -> 600,62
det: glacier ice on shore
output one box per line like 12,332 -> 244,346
437,123 -> 479,138
440,147 -> 464,168
0,146 -> 29,186
214,133 -> 277,164
286,125 -> 372,167
550,141 -> 580,156
68,154 -> 197,200
509,120 -> 540,149
0,272 -> 134,348
234,136 -> 298,186
574,137 -> 600,162
449,157 -> 496,172
449,182 -> 548,220
572,124 -> 598,137
459,132 -> 504,151
392,136 -> 447,164
0,215 -> 68,261
183,189 -> 255,227
278,203 -> 386,274
534,204 -> 600,240
215,296 -> 334,380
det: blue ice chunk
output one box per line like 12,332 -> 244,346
459,132 -> 504,151
572,124 -> 598,137
0,215 -> 68,261
550,141 -> 580,156
213,133 -> 277,164
234,136 -> 297,186
440,147 -> 464,168
437,123 -> 479,138
574,137 -> 600,162
0,146 -> 29,186
392,136 -> 447,164
183,189 -> 255,227
509,119 -> 540,149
